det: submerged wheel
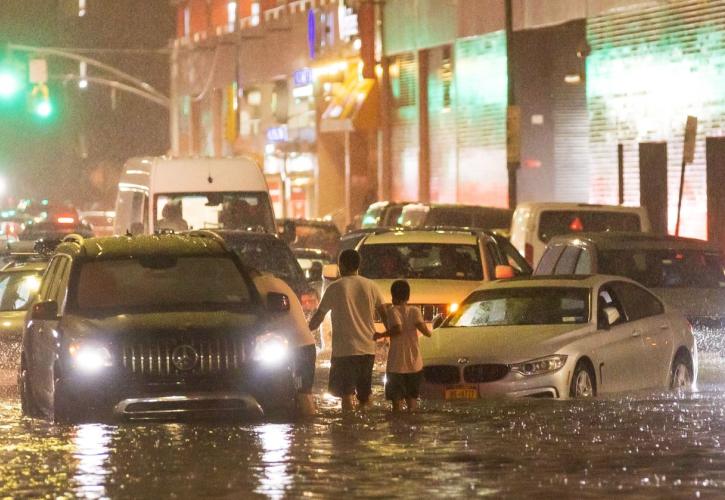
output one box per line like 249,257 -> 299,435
569,361 -> 596,398
670,353 -> 693,390
18,361 -> 42,418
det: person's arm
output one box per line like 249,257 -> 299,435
374,324 -> 402,340
308,287 -> 332,331
413,308 -> 432,337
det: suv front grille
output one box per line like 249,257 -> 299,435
122,334 -> 245,377
423,365 -> 460,384
463,364 -> 510,383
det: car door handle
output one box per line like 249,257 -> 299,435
631,330 -> 642,338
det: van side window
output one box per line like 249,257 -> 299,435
536,245 -> 565,274
554,246 -> 581,275
574,248 -> 592,274
609,281 -> 664,321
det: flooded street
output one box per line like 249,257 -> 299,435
0,359 -> 723,498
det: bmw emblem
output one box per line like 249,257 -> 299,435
172,344 -> 199,371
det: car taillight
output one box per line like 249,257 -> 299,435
300,291 -> 319,314
57,216 -> 76,225
525,243 -> 534,265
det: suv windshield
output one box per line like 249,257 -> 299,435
225,238 -> 307,292
73,256 -> 252,314
359,243 -> 483,280
446,287 -> 590,327
598,249 -> 725,288
0,271 -> 42,311
155,192 -> 274,233
538,211 -> 642,242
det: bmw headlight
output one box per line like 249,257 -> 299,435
69,341 -> 112,372
510,355 -> 568,376
253,333 -> 289,366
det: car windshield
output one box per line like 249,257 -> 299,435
598,249 -> 725,288
0,271 -> 42,312
155,192 -> 275,233
359,243 -> 483,280
446,287 -> 590,327
225,238 -> 307,290
538,211 -> 642,242
73,256 -> 252,314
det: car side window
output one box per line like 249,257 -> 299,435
574,248 -> 592,274
497,238 -> 532,275
610,281 -> 664,321
598,286 -> 627,327
536,245 -> 565,274
554,246 -> 581,275
38,257 -> 62,301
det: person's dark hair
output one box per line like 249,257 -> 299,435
338,249 -> 361,273
391,279 -> 410,304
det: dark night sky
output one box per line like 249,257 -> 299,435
0,0 -> 175,208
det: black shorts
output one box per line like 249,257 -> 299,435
294,344 -> 317,394
328,354 -> 375,403
385,371 -> 423,400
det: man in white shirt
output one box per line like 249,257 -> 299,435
308,249 -> 387,412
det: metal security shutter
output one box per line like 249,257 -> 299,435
454,33 -> 508,207
587,0 -> 725,238
553,71 -> 589,202
390,52 -> 420,201
428,45 -> 458,202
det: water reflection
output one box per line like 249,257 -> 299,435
255,423 -> 293,499
72,424 -> 112,499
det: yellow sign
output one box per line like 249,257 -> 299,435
507,105 -> 521,163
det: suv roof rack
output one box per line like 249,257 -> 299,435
186,229 -> 229,247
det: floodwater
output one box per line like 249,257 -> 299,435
1,359 -> 725,499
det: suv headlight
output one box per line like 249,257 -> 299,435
253,333 -> 289,366
510,355 -> 567,376
69,341 -> 113,372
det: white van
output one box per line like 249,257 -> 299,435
114,157 -> 275,235
510,202 -> 652,267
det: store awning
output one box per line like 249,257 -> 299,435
320,78 -> 379,133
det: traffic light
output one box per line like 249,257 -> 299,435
0,62 -> 24,101
30,84 -> 53,119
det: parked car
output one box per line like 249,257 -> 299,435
360,201 -> 411,229
79,210 -> 115,237
325,229 -> 532,330
278,218 -> 341,257
400,203 -> 513,234
420,275 -> 697,400
19,232 -> 297,422
510,202 -> 652,267
11,217 -> 94,252
535,232 -> 725,353
0,256 -> 47,369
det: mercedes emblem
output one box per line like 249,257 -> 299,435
172,344 -> 199,372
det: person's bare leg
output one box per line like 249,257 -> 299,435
342,394 -> 355,413
405,398 -> 418,412
392,399 -> 404,412
296,393 -> 316,417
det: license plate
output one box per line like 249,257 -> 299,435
445,387 -> 478,400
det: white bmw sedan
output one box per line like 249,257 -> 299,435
420,275 -> 697,400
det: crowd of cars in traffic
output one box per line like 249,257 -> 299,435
0,188 -> 717,422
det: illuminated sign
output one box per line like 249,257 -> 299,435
266,125 -> 288,143
293,68 -> 313,87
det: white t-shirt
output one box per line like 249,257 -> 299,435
386,305 -> 425,374
317,275 -> 385,357
253,273 -> 316,348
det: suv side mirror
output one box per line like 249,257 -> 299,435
432,314 -> 445,329
323,264 -> 340,280
267,292 -> 290,313
32,300 -> 59,321
495,265 -> 515,280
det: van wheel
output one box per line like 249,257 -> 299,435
569,361 -> 596,398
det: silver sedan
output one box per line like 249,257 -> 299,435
420,275 -> 697,400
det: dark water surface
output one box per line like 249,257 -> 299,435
1,358 -> 725,499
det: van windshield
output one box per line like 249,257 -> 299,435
538,211 -> 642,242
155,192 -> 275,233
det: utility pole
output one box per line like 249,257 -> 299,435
505,0 -> 520,209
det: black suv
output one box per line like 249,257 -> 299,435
19,233 -> 296,422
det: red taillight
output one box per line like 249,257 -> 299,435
300,291 -> 319,314
57,216 -> 76,225
525,243 -> 534,265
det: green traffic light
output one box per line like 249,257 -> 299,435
0,70 -> 22,99
34,98 -> 53,118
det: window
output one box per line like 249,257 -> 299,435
227,1 -> 237,31
536,245 -> 565,274
359,243 -> 483,280
491,238 -> 532,276
538,211 -> 642,243
251,1 -> 260,26
0,271 -> 42,312
554,246 -> 581,275
447,287 -> 590,327
574,249 -> 592,274
609,281 -> 664,321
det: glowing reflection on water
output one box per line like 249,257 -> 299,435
255,423 -> 293,499
72,424 -> 111,499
